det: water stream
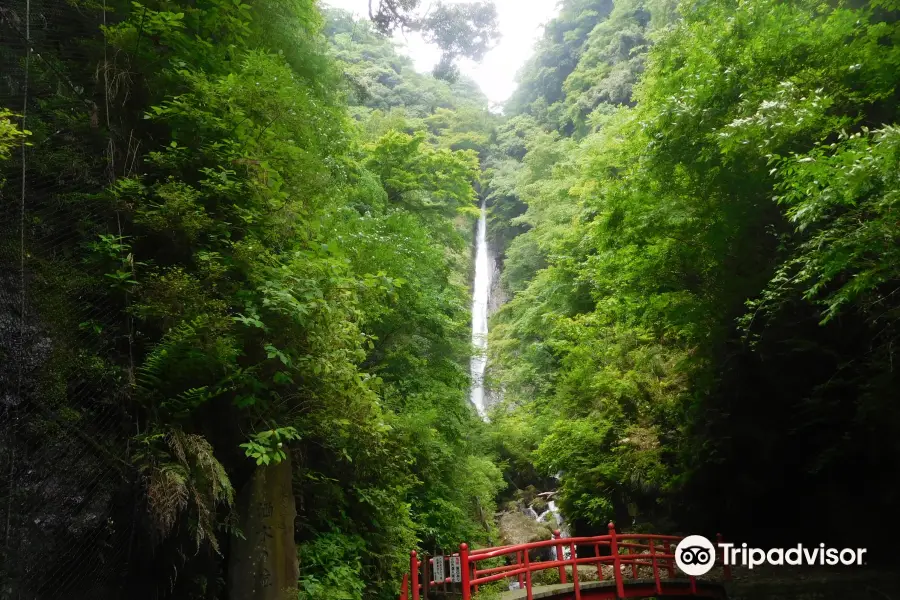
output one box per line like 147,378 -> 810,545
538,500 -> 571,560
470,201 -> 491,418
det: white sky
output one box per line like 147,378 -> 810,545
322,0 -> 561,106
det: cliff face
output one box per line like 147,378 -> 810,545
487,249 -> 507,318
0,271 -> 136,600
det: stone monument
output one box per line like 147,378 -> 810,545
228,456 -> 298,599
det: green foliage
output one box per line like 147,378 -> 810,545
531,567 -> 561,586
314,15 -> 507,591
297,533 -> 368,600
751,126 -> 900,325
0,108 -> 28,160
487,0 -> 900,546
5,0 -> 503,596
325,8 -> 491,122
505,0 -> 615,125
22,0 -> 900,591
365,130 -> 481,218
240,426 -> 301,465
472,580 -> 505,600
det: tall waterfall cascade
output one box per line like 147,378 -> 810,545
470,201 -> 491,418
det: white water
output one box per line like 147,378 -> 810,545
539,501 -> 571,560
537,501 -> 565,530
470,201 -> 491,418
508,498 -> 570,591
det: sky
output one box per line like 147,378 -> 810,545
322,0 -> 561,106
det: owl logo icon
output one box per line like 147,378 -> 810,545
675,535 -> 716,576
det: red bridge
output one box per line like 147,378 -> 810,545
399,522 -> 732,600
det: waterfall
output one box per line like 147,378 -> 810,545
537,501 -> 566,532
539,500 -> 571,560
470,201 -> 491,418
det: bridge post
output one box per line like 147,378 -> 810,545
663,540 -> 675,578
410,551 -> 420,600
517,550 -> 525,588
523,545 -> 533,600
650,537 -> 662,595
399,572 -> 408,600
627,544 -> 637,579
632,545 -> 638,580
608,522 -> 625,599
570,541 -> 581,600
717,533 -> 732,581
422,554 -> 430,600
459,543 -> 471,600
553,529 -> 568,584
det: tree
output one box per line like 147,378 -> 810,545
486,0 -> 900,554
367,0 -> 500,80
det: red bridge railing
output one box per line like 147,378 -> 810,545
401,522 -> 731,600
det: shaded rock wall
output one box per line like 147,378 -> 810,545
228,457 -> 298,600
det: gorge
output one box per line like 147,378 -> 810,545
1,0 -> 900,598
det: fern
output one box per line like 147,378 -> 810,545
135,428 -> 235,554
136,316 -> 204,396
160,386 -> 211,417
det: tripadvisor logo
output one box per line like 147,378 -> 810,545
675,536 -> 868,576
675,535 -> 716,576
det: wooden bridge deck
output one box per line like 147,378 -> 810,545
499,579 -> 727,600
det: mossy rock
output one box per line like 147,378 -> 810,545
515,485 -> 539,505
531,497 -> 548,513
499,511 -> 552,545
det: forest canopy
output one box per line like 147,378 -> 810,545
1,1 -> 499,597
1,0 -> 899,598
485,0 -> 900,553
